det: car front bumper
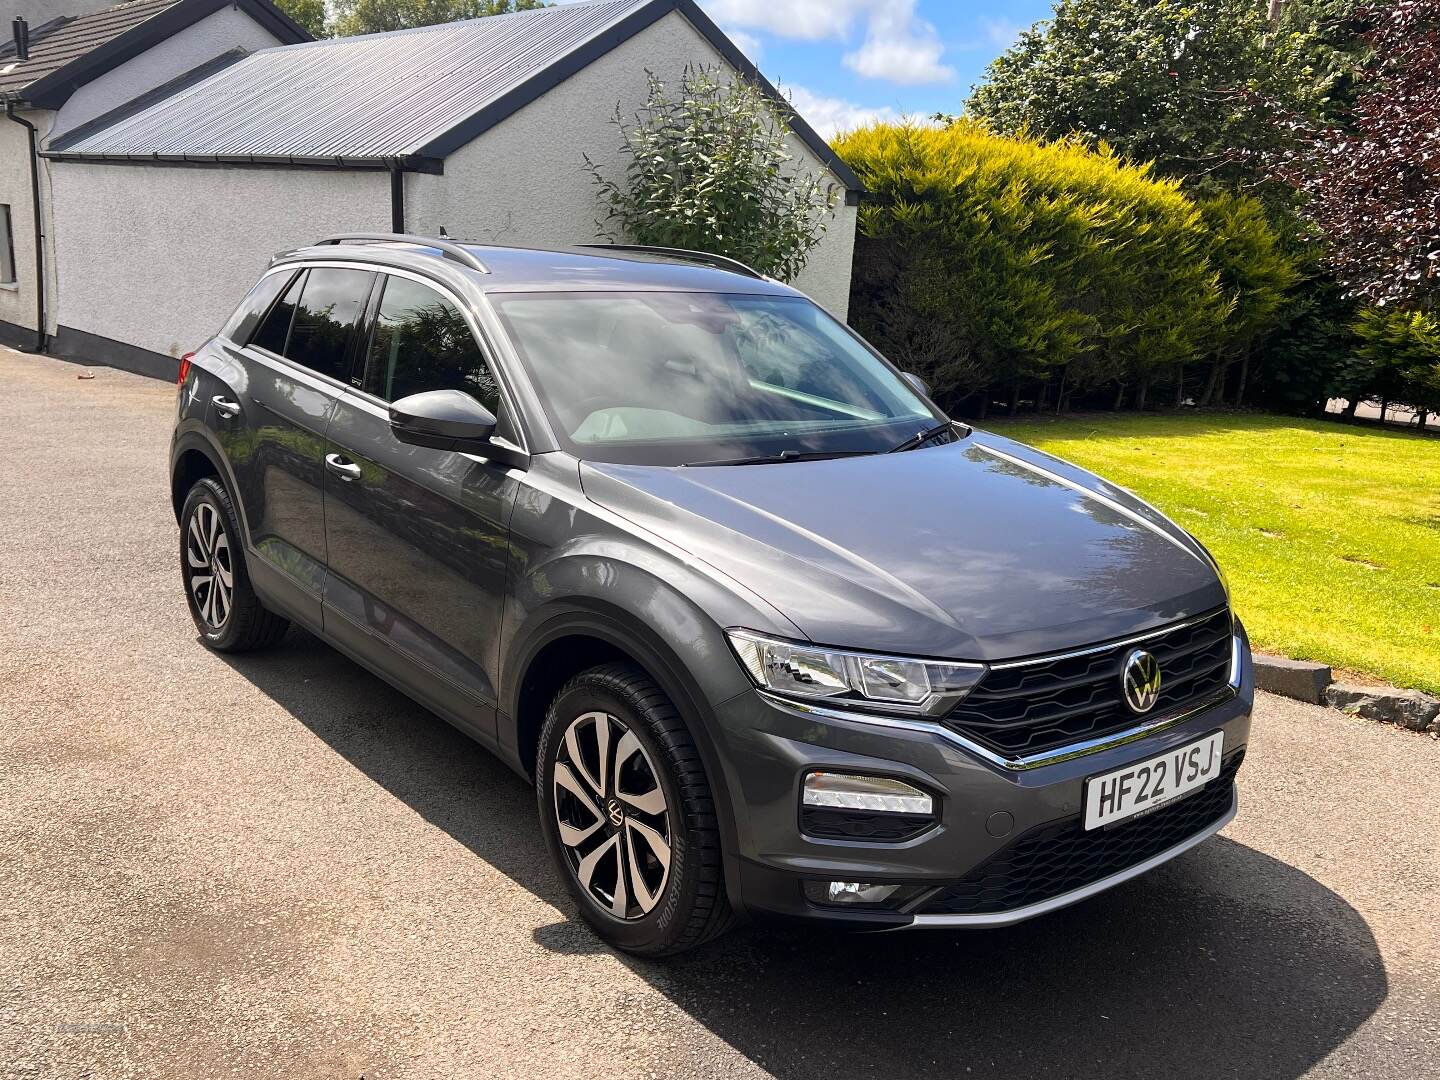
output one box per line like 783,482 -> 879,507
710,623 -> 1254,929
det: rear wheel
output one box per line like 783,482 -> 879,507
180,477 -> 289,652
537,663 -> 734,956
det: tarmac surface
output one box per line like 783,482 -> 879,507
3,348 -> 1437,1078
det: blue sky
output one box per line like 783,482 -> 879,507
693,0 -> 1058,136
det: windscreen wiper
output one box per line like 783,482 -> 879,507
888,420 -> 967,454
682,449 -> 879,467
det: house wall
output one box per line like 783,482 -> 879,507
0,106 -> 57,346
404,9 -> 857,319
49,163 -> 388,361
53,5 -> 287,137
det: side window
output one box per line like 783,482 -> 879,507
249,270 -> 305,357
0,204 -> 15,284
362,275 -> 499,412
285,268 -> 375,382
225,270 -> 294,344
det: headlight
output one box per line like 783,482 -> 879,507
725,629 -> 985,716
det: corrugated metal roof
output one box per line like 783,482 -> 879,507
42,0 -> 862,192
50,0 -> 662,162
0,0 -> 180,97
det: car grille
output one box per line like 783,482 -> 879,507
944,608 -> 1235,760
915,750 -> 1243,917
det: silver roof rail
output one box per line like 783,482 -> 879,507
577,244 -> 765,280
315,232 -> 489,273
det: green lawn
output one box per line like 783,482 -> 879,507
983,411 -> 1440,695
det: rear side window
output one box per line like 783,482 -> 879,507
225,270 -> 294,344
285,268 -> 375,382
362,275 -> 499,411
249,270 -> 304,357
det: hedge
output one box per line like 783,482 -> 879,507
835,121 -> 1296,413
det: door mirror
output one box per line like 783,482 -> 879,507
902,371 -> 930,398
389,389 -> 497,450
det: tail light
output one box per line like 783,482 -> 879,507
177,352 -> 194,389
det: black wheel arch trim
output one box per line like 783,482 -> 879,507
501,600 -> 750,916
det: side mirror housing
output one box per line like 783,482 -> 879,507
389,389 -> 497,451
902,371 -> 930,398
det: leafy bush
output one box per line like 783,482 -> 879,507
586,67 -> 840,282
1350,307 -> 1440,421
836,121 -> 1269,411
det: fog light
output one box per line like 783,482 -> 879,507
802,771 -> 934,815
803,880 -> 903,906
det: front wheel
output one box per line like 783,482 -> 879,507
179,477 -> 289,652
537,663 -> 733,956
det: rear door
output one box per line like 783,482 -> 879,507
320,271 -> 520,747
221,265 -> 376,629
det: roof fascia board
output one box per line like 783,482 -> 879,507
40,150 -> 444,174
24,0 -> 311,111
416,0 -> 863,195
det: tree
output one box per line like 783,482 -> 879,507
331,0 -> 546,37
1263,0 -> 1440,311
586,67 -> 840,283
274,0 -> 326,37
1195,191 -> 1301,403
965,0 -> 1346,196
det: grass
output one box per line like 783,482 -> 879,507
982,411 -> 1440,696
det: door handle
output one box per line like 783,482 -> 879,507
325,453 -> 362,481
211,396 -> 241,419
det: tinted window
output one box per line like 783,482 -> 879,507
249,270 -> 304,357
285,268 -> 374,382
363,276 -> 499,411
225,270 -> 295,344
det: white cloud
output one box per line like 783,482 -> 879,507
703,0 -> 870,42
842,2 -> 954,85
704,1 -> 954,85
785,85 -> 899,139
725,27 -> 764,60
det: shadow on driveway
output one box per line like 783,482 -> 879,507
224,630 -> 1387,1080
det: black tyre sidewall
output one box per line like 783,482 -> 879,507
537,672 -> 704,955
179,478 -> 256,651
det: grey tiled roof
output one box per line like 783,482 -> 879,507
0,0 -> 180,97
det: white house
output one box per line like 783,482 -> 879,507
0,0 -> 310,359
7,0 -> 861,379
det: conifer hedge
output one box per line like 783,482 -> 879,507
835,121 -> 1296,414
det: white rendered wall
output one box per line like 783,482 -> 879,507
0,107 -> 57,336
49,163 -> 388,358
404,9 -> 857,318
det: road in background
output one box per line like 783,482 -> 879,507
3,349 -> 1437,1079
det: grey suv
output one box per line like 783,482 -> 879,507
171,233 -> 1253,956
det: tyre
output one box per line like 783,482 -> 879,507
537,663 -> 734,956
179,477 -> 290,652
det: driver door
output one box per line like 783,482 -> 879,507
320,272 -> 520,749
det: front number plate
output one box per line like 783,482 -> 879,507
1083,731 -> 1224,831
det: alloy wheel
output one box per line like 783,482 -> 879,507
552,710 -> 672,920
186,501 -> 233,630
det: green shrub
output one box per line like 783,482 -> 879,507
585,66 -> 840,282
1351,307 -> 1440,420
835,121 -> 1242,411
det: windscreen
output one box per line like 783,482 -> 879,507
492,292 -> 936,466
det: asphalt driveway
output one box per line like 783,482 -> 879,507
2,348 -> 1437,1079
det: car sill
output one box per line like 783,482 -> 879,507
894,787 -> 1237,930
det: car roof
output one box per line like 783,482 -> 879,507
278,237 -> 803,297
